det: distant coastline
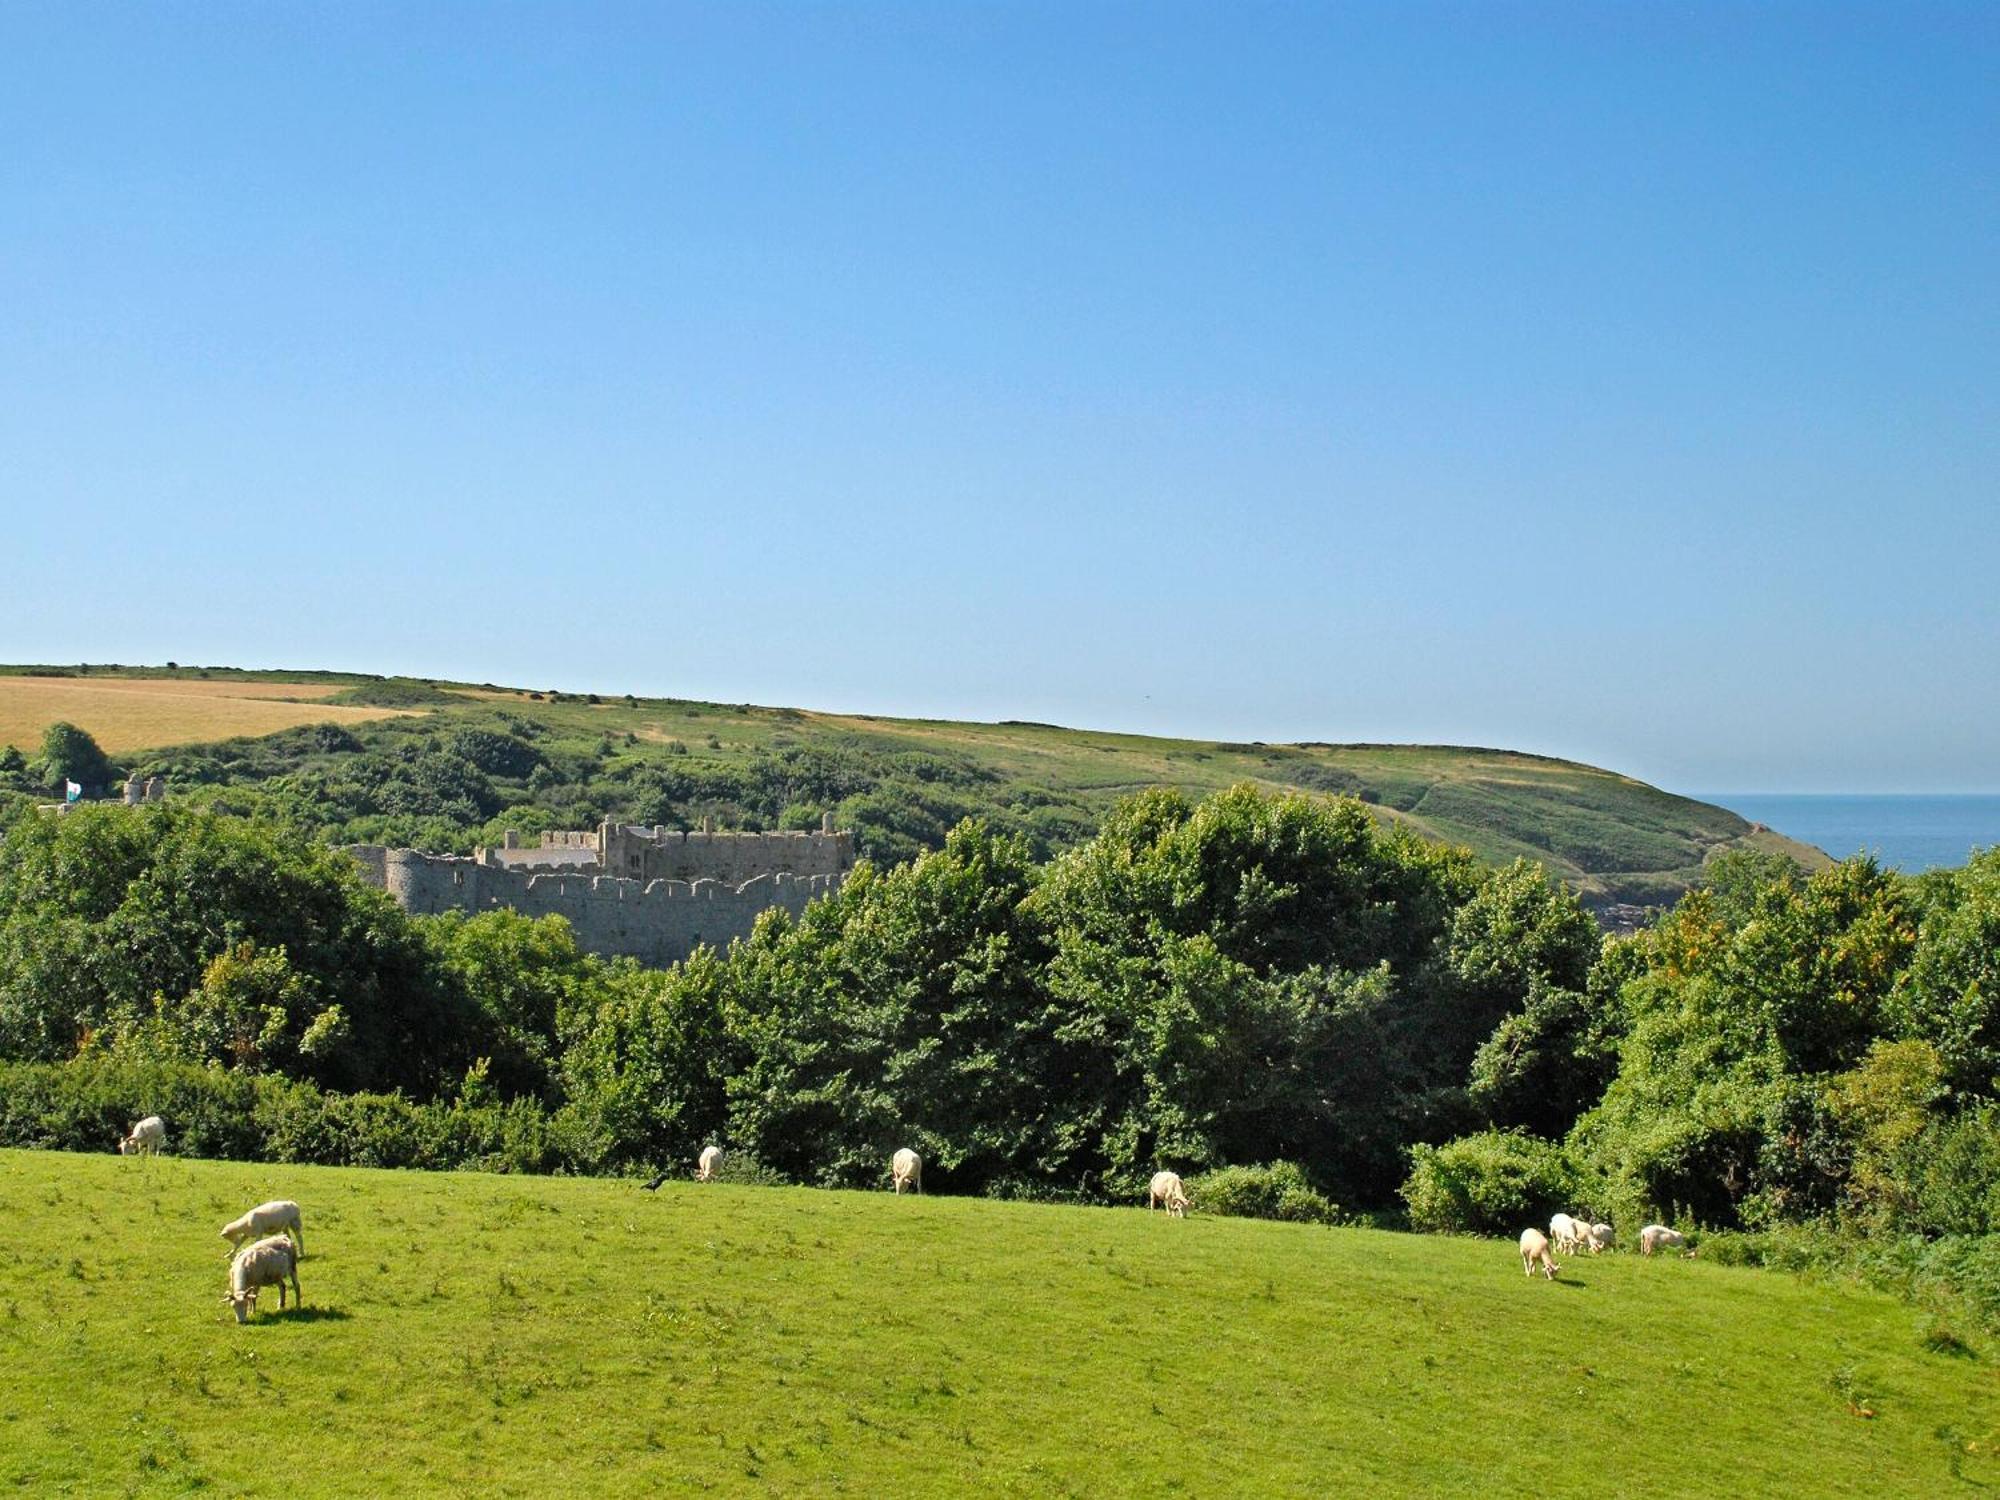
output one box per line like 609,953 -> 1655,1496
1701,794 -> 2000,873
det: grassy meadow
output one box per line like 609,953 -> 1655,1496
0,1149 -> 1990,1497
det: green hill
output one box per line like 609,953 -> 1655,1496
0,1148 -> 1988,1496
0,665 -> 1826,912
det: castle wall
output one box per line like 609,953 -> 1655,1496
602,823 -> 856,883
343,846 -> 840,968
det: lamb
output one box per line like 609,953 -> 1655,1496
1549,1212 -> 1584,1254
224,1235 -> 301,1324
696,1144 -> 723,1182
1148,1170 -> 1190,1218
118,1115 -> 165,1157
1587,1222 -> 1615,1254
892,1147 -> 922,1195
220,1200 -> 304,1258
1519,1227 -> 1560,1280
1641,1224 -> 1692,1258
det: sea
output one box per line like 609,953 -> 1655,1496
1698,794 -> 2000,874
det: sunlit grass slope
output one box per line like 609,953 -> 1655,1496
0,1150 -> 1990,1497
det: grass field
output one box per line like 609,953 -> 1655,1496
0,676 -> 410,756
0,1150 -> 1990,1497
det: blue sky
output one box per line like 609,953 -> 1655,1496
2,4 -> 1993,792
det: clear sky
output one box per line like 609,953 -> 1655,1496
2,4 -> 1993,793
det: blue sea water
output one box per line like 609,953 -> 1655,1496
1699,794 -> 2000,873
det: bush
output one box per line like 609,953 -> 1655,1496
0,1059 -> 565,1175
1910,1108 -> 2000,1237
1402,1130 -> 1576,1235
448,729 -> 545,779
1187,1162 -> 1342,1225
329,680 -> 460,707
710,1152 -> 787,1187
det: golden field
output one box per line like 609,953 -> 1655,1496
0,676 -> 410,755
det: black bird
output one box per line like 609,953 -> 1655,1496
641,1171 -> 670,1191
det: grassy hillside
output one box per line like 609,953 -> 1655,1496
0,1149 -> 1989,1497
0,665 -> 1825,911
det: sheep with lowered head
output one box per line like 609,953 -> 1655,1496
1148,1170 -> 1190,1218
892,1147 -> 922,1195
1519,1227 -> 1560,1280
221,1200 -> 304,1258
224,1235 -> 301,1324
1641,1224 -> 1694,1258
696,1145 -> 723,1182
118,1116 -> 165,1157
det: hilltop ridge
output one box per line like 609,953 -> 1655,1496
0,664 -> 1825,912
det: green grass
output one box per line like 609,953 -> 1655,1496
0,1150 -> 1991,1496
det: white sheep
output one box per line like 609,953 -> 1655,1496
221,1200 -> 304,1258
1641,1224 -> 1693,1258
1519,1227 -> 1560,1280
892,1147 -> 922,1195
1148,1170 -> 1190,1218
1587,1222 -> 1615,1254
118,1115 -> 166,1157
1549,1212 -> 1584,1254
224,1234 -> 300,1324
695,1145 -> 723,1182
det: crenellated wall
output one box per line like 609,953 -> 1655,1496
345,845 -> 842,968
600,823 -> 855,882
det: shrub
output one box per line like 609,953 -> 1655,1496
447,729 -> 544,779
981,1176 -> 1102,1207
328,680 -> 459,707
710,1152 -> 787,1187
1187,1162 -> 1341,1225
1402,1130 -> 1576,1235
1909,1108 -> 2000,1237
0,1059 -> 565,1176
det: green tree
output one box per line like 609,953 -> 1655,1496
1894,848 -> 2000,1094
0,804 -> 477,1095
557,948 -> 740,1172
35,721 -> 117,792
422,909 -> 593,1100
725,821 -> 1056,1191
120,940 -> 353,1076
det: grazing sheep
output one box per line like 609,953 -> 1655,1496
696,1145 -> 723,1182
1148,1170 -> 1190,1218
224,1235 -> 300,1324
892,1147 -> 922,1195
118,1116 -> 166,1157
220,1200 -> 304,1258
1641,1224 -> 1692,1258
1549,1212 -> 1584,1254
1519,1227 -> 1560,1280
1587,1222 -> 1615,1254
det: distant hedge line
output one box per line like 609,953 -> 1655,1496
0,1059 -> 573,1176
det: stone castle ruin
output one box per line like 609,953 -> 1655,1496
345,814 -> 855,969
